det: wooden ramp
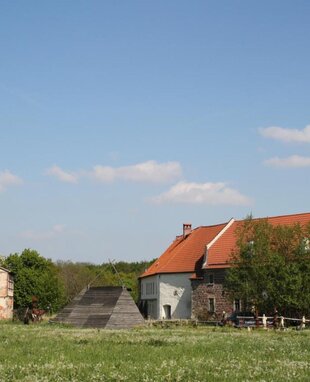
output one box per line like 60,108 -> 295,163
53,286 -> 145,329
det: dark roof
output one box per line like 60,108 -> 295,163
53,286 -> 144,329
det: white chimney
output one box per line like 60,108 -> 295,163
183,223 -> 192,237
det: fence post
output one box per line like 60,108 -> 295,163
300,316 -> 306,330
262,314 -> 267,329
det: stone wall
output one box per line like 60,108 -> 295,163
191,268 -> 233,320
0,296 -> 14,319
0,269 -> 14,320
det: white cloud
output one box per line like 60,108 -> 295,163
264,155 -> 310,168
91,165 -> 116,183
0,170 -> 23,191
91,160 -> 182,183
150,181 -> 251,205
45,161 -> 182,184
46,165 -> 78,183
259,125 -> 310,143
21,224 -> 66,241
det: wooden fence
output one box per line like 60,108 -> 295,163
236,314 -> 310,329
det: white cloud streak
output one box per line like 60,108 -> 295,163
259,125 -> 310,143
91,160 -> 182,183
150,181 -> 251,206
46,161 -> 182,184
21,224 -> 66,241
264,155 -> 310,168
46,165 -> 78,183
0,170 -> 23,191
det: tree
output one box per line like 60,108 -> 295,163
56,261 -> 94,303
4,249 -> 65,312
55,259 -> 156,303
225,218 -> 310,317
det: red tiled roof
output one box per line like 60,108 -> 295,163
140,213 -> 310,278
206,212 -> 310,269
140,223 -> 227,278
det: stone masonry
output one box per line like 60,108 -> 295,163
191,268 -> 233,320
0,268 -> 14,320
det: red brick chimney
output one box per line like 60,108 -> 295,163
183,223 -> 192,237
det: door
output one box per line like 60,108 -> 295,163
163,304 -> 171,319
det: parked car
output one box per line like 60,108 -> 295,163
227,311 -> 256,328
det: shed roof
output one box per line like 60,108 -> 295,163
53,286 -> 144,329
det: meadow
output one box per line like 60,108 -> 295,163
0,322 -> 309,382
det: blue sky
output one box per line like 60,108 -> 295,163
0,1 -> 309,263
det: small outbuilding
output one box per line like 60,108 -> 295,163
53,286 -> 144,329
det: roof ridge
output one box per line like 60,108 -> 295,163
155,235 -> 191,272
193,221 -> 230,230
203,219 -> 234,268
235,211 -> 310,223
206,218 -> 235,249
141,236 -> 187,276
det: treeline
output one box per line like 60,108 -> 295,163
56,259 -> 155,304
1,250 -> 155,312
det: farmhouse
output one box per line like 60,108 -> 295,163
139,212 -> 310,320
0,266 -> 14,320
139,222 -> 230,319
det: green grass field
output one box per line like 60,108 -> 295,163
0,322 -> 309,381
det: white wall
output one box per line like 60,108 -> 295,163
159,273 -> 192,319
140,275 -> 159,319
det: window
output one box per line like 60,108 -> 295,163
234,299 -> 241,312
8,275 -> 14,292
208,274 -> 214,284
146,282 -> 155,296
146,283 -> 151,295
208,298 -> 215,312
